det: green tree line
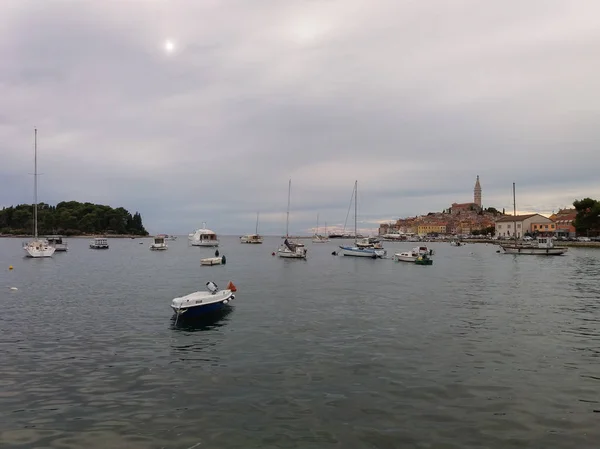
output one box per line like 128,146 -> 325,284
0,201 -> 148,236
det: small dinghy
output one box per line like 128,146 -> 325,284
201,255 -> 226,266
171,281 -> 237,319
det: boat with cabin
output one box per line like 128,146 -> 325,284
150,235 -> 168,250
189,223 -> 219,247
90,237 -> 109,249
46,235 -> 68,252
339,181 -> 386,258
171,281 -> 237,319
278,180 -> 308,259
22,129 -> 55,258
501,236 -> 567,255
241,212 -> 264,244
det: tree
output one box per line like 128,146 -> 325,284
573,198 -> 600,236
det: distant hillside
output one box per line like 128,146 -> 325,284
0,201 -> 148,236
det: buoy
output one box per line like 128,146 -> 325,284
9,265 -> 13,270
221,255 -> 227,264
226,281 -> 237,292
223,299 -> 228,304
272,252 -> 275,256
10,287 -> 18,291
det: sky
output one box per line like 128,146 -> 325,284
1,0 -> 599,236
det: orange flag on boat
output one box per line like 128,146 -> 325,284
227,281 -> 237,292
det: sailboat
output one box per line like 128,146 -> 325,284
339,181 -> 386,258
500,183 -> 567,255
240,212 -> 264,244
277,179 -> 307,259
23,129 -> 55,258
312,214 -> 329,243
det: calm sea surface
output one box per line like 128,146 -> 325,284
1,237 -> 599,448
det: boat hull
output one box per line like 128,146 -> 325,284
393,254 -> 417,262
278,248 -> 307,259
502,246 -> 567,255
191,241 -> 219,247
90,245 -> 109,249
171,289 -> 234,318
340,246 -> 386,258
24,245 -> 56,258
201,257 -> 223,265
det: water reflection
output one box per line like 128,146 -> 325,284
170,307 -> 233,332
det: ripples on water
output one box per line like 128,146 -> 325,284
1,237 -> 599,448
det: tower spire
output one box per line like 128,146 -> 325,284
474,175 -> 482,208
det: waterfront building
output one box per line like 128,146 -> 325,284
495,214 -> 553,238
550,208 -> 577,238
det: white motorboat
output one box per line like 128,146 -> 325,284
393,249 -> 419,262
190,223 -> 219,247
46,235 -> 68,252
90,237 -> 109,249
501,236 -> 567,255
150,235 -> 168,250
278,180 -> 307,259
22,129 -> 56,258
241,212 -> 263,244
164,234 -> 177,241
171,281 -> 237,318
339,181 -> 386,258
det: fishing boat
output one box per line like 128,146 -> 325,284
46,235 -> 68,252
340,181 -> 386,258
241,212 -> 263,244
393,248 -> 420,262
312,214 -> 329,243
278,180 -> 308,259
189,223 -> 219,247
171,281 -> 237,319
500,183 -> 567,256
22,129 -> 56,258
150,235 -> 168,250
90,237 -> 109,249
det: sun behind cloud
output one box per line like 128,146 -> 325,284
163,39 -> 175,54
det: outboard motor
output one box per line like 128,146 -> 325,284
206,281 -> 218,294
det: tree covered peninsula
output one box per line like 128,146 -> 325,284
0,201 -> 148,236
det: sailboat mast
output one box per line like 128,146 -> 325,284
34,128 -> 38,240
316,213 -> 319,235
286,179 -> 291,237
256,211 -> 259,235
354,180 -> 358,240
513,182 -> 517,242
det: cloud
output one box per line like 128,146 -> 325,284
1,0 -> 599,235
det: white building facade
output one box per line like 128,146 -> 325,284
494,214 -> 554,238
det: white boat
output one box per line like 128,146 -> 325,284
340,181 -> 386,258
278,180 -> 307,259
201,256 -> 225,265
501,236 -> 567,255
241,212 -> 263,244
500,184 -> 567,256
22,129 -> 56,258
171,281 -> 237,319
150,235 -> 168,250
190,223 -> 219,247
312,214 -> 329,243
164,234 -> 177,241
90,237 -> 109,249
46,235 -> 68,252
393,249 -> 419,262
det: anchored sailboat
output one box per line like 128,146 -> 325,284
240,212 -> 264,244
23,128 -> 55,258
339,181 -> 386,258
278,179 -> 307,259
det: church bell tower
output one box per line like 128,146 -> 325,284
474,175 -> 482,208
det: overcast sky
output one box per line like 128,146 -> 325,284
1,0 -> 599,235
